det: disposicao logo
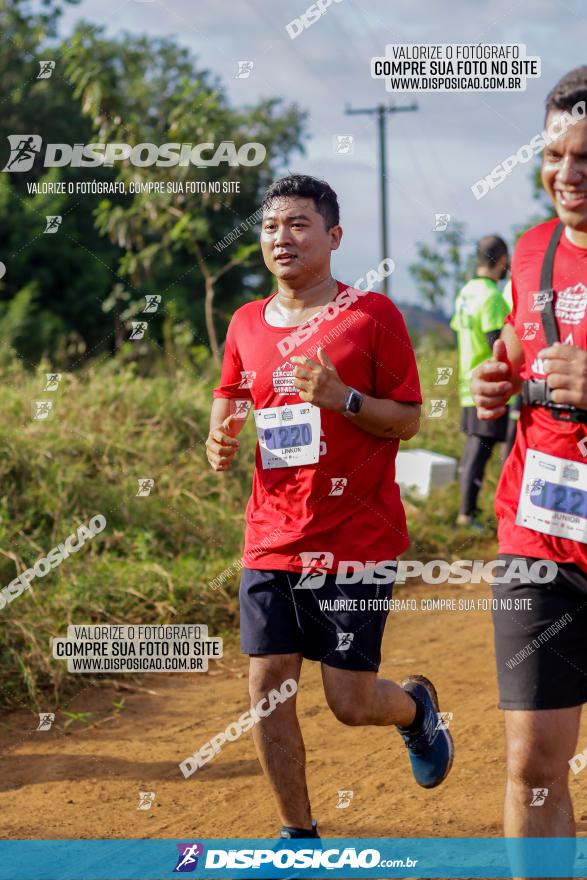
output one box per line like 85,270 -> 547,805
2,135 -> 266,171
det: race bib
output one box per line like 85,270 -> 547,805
254,403 -> 321,469
516,449 -> 587,543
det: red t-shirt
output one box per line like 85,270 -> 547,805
214,282 -> 422,572
496,218 -> 587,570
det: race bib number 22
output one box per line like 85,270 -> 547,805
517,449 -> 587,544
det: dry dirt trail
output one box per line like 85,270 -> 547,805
3,583 -> 587,843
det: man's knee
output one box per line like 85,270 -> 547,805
329,701 -> 364,726
507,736 -> 571,795
248,656 -> 299,705
324,689 -> 366,726
323,667 -> 376,725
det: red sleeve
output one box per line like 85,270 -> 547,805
372,301 -> 422,403
213,317 -> 252,400
505,266 -> 519,328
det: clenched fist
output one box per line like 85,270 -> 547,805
206,415 -> 241,471
471,339 -> 515,420
290,347 -> 348,412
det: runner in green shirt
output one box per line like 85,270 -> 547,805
450,235 -> 510,527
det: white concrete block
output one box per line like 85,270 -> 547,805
396,448 -> 457,498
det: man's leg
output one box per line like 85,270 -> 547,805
503,707 -> 581,880
504,707 -> 581,836
459,434 -> 496,516
248,652 -> 313,829
320,665 -> 416,726
321,664 -> 453,788
492,558 -> 587,875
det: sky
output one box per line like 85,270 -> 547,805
57,0 -> 587,312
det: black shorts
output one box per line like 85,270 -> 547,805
492,554 -> 587,710
239,568 -> 394,672
461,405 -> 509,441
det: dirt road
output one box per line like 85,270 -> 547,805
3,583 -> 587,841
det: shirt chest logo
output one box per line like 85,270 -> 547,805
554,283 -> 587,325
272,361 -> 297,395
238,370 -> 256,390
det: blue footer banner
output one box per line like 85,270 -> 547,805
1,838 -> 586,879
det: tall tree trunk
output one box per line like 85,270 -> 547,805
204,275 -> 220,365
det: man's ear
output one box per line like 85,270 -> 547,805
330,224 -> 343,251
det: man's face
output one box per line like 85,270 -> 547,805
542,111 -> 587,230
260,195 -> 342,285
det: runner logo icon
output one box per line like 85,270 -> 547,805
3,135 -> 42,172
36,712 -> 55,731
336,632 -> 354,651
239,370 -> 255,390
427,399 -> 447,418
530,788 -> 549,806
173,843 -> 204,873
435,366 -> 453,385
530,290 -> 553,312
522,323 -> 539,340
336,789 -> 354,808
37,61 -> 55,79
137,791 -> 155,810
434,711 -> 453,731
44,215 -> 62,233
293,552 -> 333,589
129,321 -> 148,340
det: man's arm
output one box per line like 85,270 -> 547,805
206,398 -> 248,471
502,321 -> 525,378
342,396 -> 421,440
291,349 -> 421,440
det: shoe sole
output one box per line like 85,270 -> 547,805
400,673 -> 455,789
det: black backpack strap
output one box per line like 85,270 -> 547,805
539,222 -> 564,346
522,220 -> 587,421
540,221 -> 564,290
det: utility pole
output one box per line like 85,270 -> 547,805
345,102 -> 418,297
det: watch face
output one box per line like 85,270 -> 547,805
348,390 -> 363,413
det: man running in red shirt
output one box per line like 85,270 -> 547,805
206,174 -> 453,838
472,67 -> 587,869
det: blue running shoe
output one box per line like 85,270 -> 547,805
279,820 -> 320,839
263,823 -> 320,880
397,675 -> 454,788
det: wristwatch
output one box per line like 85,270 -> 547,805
343,387 -> 364,415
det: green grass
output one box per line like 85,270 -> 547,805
0,339 -> 499,708
401,340 -> 502,562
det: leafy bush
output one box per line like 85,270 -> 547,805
0,345 -> 499,707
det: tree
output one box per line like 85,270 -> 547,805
408,222 -> 474,314
0,0 -> 125,366
0,4 -> 307,367
63,24 -> 307,363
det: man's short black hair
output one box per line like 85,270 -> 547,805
262,174 -> 340,230
545,66 -> 587,121
476,234 -> 508,269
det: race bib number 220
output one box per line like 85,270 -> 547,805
254,403 -> 321,469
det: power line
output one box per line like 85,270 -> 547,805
345,102 -> 417,296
